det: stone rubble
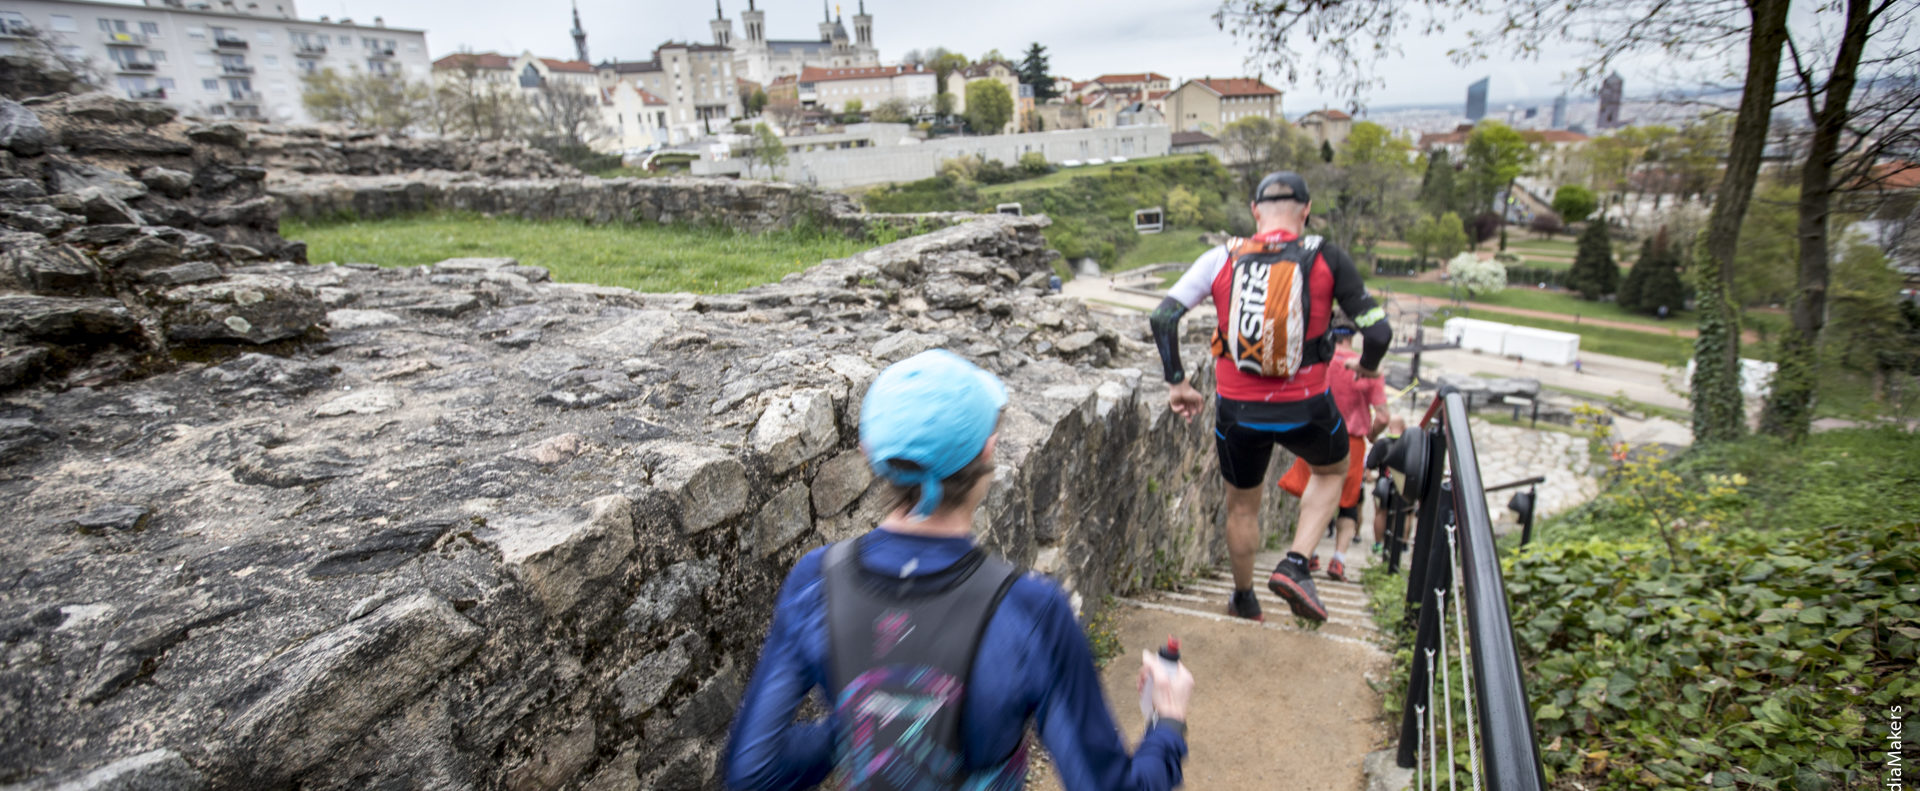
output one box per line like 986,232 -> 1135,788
0,208 -> 1275,790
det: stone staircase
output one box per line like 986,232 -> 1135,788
1115,535 -> 1387,650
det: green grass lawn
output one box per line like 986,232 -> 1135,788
1421,309 -> 1696,365
978,154 -> 1213,198
1379,280 -> 1696,328
1112,225 -> 1214,272
283,212 -> 872,293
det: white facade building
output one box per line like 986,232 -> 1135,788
795,64 -> 932,113
0,0 -> 430,123
598,41 -> 742,147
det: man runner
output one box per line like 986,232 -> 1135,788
1275,323 -> 1389,582
724,350 -> 1194,791
1148,171 -> 1391,622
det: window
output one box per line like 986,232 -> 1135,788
187,27 -> 206,39
202,78 -> 219,91
116,76 -> 147,91
158,77 -> 175,89
258,30 -> 275,44
50,14 -> 77,32
141,21 -> 160,35
58,45 -> 83,60
148,50 -> 166,63
295,59 -> 316,74
219,54 -> 246,70
263,55 -> 277,66
366,59 -> 388,75
99,18 -> 129,33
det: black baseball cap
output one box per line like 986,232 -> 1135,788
1253,171 -> 1311,204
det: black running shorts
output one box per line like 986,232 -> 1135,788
1213,391 -> 1350,489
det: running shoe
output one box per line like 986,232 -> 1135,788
1226,588 -> 1264,622
1307,554 -> 1322,573
1268,555 -> 1329,622
1326,557 -> 1347,582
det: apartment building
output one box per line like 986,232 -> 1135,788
599,42 -> 741,145
1166,77 -> 1283,133
794,63 -> 933,113
1297,109 -> 1354,149
0,0 -> 430,123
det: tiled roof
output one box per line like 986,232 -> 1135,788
1190,78 -> 1281,97
433,52 -> 513,70
798,64 -> 929,83
1304,109 -> 1351,121
635,86 -> 667,106
541,58 -> 595,74
1527,129 -> 1589,144
1861,160 -> 1920,191
1093,72 -> 1169,85
1171,131 -> 1217,146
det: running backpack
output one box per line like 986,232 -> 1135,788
822,539 -> 1025,791
1209,235 -> 1335,378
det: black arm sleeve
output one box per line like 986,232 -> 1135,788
1148,297 -> 1191,384
1323,244 -> 1391,372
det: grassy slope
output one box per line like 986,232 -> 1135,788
1112,225 -> 1214,273
978,154 -> 1212,198
1418,309 -> 1695,365
284,212 -> 870,294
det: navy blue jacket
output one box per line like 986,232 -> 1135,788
723,528 -> 1189,791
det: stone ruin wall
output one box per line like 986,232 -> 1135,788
0,82 -> 1295,790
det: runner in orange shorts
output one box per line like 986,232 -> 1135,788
1276,323 -> 1388,582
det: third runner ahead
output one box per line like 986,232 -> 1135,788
1147,171 -> 1391,622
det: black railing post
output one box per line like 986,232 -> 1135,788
1396,483 -> 1454,770
1518,483 -> 1538,547
1442,394 -> 1548,791
1384,487 -> 1407,573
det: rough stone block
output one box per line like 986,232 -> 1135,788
577,311 -> 680,355
312,388 -> 400,417
649,443 -> 748,534
138,261 -> 222,286
217,592 -> 483,784
12,748 -> 207,791
487,495 -> 636,616
2,238 -> 102,295
0,295 -> 140,341
750,483 -> 811,556
156,274 -> 324,344
613,633 -> 695,718
623,560 -> 718,628
872,330 -> 946,362
0,99 -> 49,157
809,449 -> 872,517
750,389 -> 837,474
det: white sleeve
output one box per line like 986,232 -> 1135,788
1165,246 -> 1228,308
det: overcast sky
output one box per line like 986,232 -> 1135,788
306,0 -> 1789,111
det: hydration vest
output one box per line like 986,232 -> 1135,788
1209,234 -> 1336,378
823,538 -> 1025,791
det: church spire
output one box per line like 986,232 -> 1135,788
714,0 -> 722,19
569,1 -> 588,63
823,0 -> 830,21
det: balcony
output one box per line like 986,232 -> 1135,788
0,19 -> 35,37
365,47 -> 395,59
114,61 -> 159,74
102,31 -> 149,46
129,88 -> 167,101
294,44 -> 327,57
221,64 -> 254,75
225,91 -> 260,104
212,36 -> 249,50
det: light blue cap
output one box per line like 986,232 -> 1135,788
859,349 -> 1009,517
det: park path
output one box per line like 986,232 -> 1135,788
1384,292 -> 1769,343
1032,532 -> 1396,791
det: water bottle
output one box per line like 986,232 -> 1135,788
1138,635 -> 1181,725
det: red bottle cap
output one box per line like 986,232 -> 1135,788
1159,635 -> 1180,661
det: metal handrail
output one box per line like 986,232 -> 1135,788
1394,388 -> 1546,790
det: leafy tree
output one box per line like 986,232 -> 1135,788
1639,251 -> 1688,318
1017,43 -> 1058,100
901,48 -> 925,66
530,82 -> 606,149
1018,151 -> 1052,175
870,98 -> 910,123
979,48 -> 1008,65
963,80 -> 1013,134
1406,212 -> 1467,263
1567,219 -> 1620,300
1319,139 -> 1335,163
1529,210 -> 1563,239
1552,184 -> 1597,225
1166,185 -> 1204,226
1450,252 -> 1508,296
1418,149 -> 1457,217
1460,120 -> 1532,218
1217,116 -> 1317,197
928,49 -> 970,96
1317,120 -> 1418,261
1466,211 -> 1501,249
747,88 -> 769,116
843,98 -> 864,115
301,68 -> 431,134
1731,184 -> 1800,307
1619,238 -> 1657,312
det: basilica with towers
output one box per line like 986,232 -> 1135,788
711,0 -> 882,85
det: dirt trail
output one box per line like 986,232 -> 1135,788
1035,535 -> 1396,791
